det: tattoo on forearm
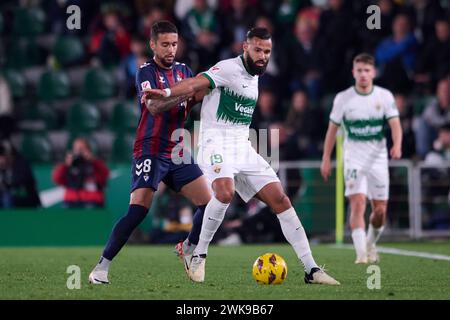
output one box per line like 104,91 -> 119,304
147,95 -> 191,113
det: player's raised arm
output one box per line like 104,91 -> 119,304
321,92 -> 343,181
143,94 -> 191,115
320,122 -> 340,181
388,117 -> 402,159
141,75 -> 210,115
143,74 -> 210,101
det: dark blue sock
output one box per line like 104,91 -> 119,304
187,205 -> 206,245
102,204 -> 149,260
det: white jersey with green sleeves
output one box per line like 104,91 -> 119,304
199,56 -> 258,146
329,85 -> 399,167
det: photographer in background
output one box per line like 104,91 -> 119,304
52,138 -> 109,208
0,140 -> 41,209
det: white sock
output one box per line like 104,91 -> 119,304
193,196 -> 230,256
96,256 -> 111,272
277,207 -> 318,273
351,228 -> 367,259
367,224 -> 384,248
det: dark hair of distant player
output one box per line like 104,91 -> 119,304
246,27 -> 272,41
151,20 -> 178,41
353,53 -> 375,66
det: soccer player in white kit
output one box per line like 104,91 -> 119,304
143,27 -> 340,285
320,53 -> 403,264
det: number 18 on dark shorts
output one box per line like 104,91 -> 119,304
130,156 -> 203,193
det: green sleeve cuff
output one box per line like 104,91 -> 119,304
386,115 -> 399,120
329,118 -> 341,126
201,72 -> 216,89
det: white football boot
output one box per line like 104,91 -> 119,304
354,256 -> 369,264
367,244 -> 380,264
188,255 -> 206,283
174,241 -> 193,275
304,267 -> 340,285
88,269 -> 109,284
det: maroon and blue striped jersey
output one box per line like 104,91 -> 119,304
133,59 -> 194,159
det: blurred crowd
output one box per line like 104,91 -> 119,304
0,0 -> 449,233
0,0 -> 449,161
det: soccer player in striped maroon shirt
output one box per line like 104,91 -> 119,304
89,21 -> 212,284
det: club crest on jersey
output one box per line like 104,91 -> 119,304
159,76 -> 166,84
176,71 -> 183,82
141,81 -> 151,90
213,165 -> 221,174
210,66 -> 220,73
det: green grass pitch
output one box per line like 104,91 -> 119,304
1,242 -> 449,300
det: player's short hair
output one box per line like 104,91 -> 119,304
353,53 -> 375,66
151,20 -> 178,41
246,27 -> 271,41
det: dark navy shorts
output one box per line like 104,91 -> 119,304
130,156 -> 203,193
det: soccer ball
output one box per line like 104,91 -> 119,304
252,253 -> 288,285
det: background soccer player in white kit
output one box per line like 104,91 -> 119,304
320,53 -> 403,264
144,27 -> 340,285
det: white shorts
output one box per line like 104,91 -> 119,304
198,141 -> 280,202
344,161 -> 389,200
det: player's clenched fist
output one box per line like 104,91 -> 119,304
141,88 -> 167,104
390,145 -> 402,159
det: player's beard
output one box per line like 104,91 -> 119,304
158,55 -> 174,68
245,54 -> 268,76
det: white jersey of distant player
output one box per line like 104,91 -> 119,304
330,85 -> 399,200
330,85 -> 399,167
199,56 -> 258,148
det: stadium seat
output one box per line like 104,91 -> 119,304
67,101 -> 101,133
12,7 -> 46,37
110,101 -> 140,133
112,133 -> 135,162
21,133 -> 53,163
82,68 -> 115,101
38,70 -> 71,102
6,38 -> 45,69
20,103 -> 58,131
34,103 -> 58,130
53,36 -> 84,67
3,69 -> 26,98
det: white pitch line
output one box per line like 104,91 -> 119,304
332,244 -> 450,262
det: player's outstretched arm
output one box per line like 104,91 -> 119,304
143,94 -> 192,115
142,74 -> 211,101
388,117 -> 402,159
321,122 -> 340,181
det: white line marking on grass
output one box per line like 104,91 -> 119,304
332,244 -> 450,262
